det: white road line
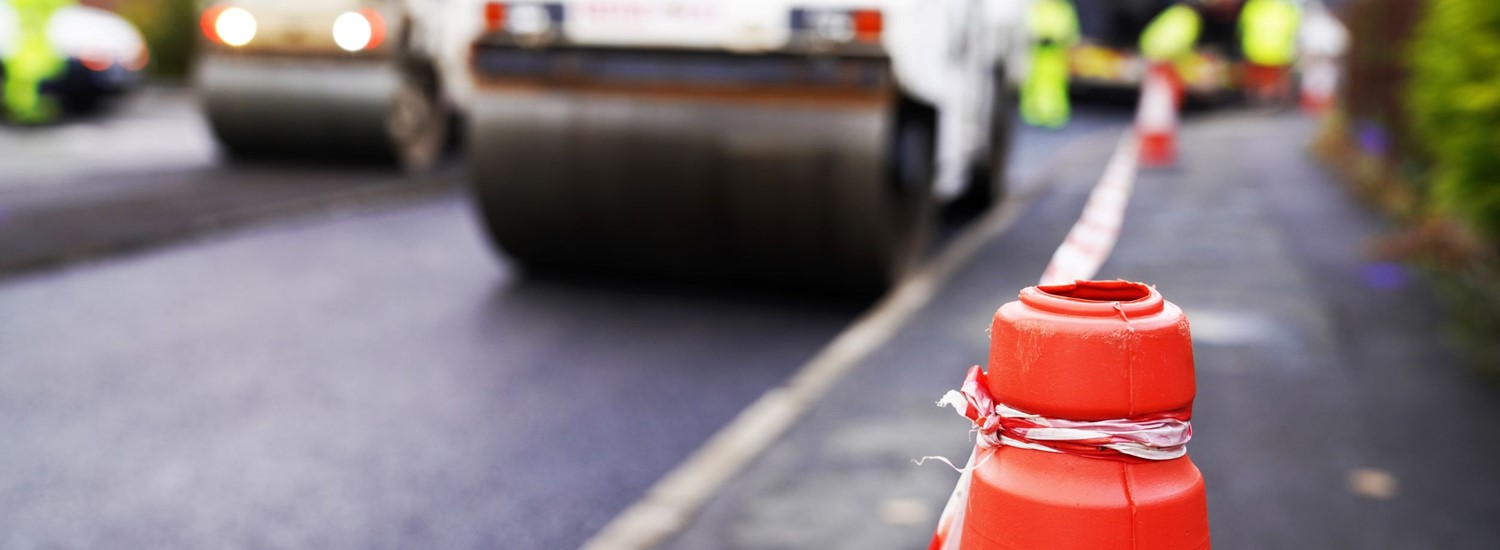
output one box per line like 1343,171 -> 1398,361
581,129 -> 1133,550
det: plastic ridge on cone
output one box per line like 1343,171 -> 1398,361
944,280 -> 1211,550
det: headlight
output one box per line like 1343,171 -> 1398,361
203,6 -> 257,48
484,2 -> 506,32
332,10 -> 387,52
78,50 -> 114,72
124,47 -> 150,71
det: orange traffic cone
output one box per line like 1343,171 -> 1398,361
1300,56 -> 1338,116
1136,63 -> 1180,168
929,280 -> 1210,550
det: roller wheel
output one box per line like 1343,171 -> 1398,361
469,90 -> 935,294
198,53 -> 445,169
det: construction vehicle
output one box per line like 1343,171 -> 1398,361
1069,0 -> 1246,100
465,0 -> 1030,291
196,0 -> 462,170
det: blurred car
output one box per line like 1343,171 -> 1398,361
1070,0 -> 1245,100
195,0 -> 469,171
0,1 -> 149,113
465,0 -> 1029,290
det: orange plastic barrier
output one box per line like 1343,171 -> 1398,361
1136,64 -> 1180,168
959,280 -> 1210,549
1299,57 -> 1339,116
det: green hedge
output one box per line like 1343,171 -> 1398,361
1407,0 -> 1500,244
116,0 -> 199,78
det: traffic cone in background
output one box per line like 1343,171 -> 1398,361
1136,63 -> 1180,168
930,280 -> 1210,549
1300,56 -> 1338,115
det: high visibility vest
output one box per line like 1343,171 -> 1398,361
3,0 -> 72,121
1240,0 -> 1301,66
1027,0 -> 1080,46
4,0 -> 72,74
1139,4 -> 1202,61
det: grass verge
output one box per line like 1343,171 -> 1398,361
1312,110 -> 1500,382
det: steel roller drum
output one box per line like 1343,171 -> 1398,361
468,91 -> 932,292
197,55 -> 404,161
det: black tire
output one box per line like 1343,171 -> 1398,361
57,90 -> 109,115
468,90 -> 934,294
208,118 -> 278,161
869,92 -> 938,287
385,60 -> 448,173
953,70 -> 1017,212
198,52 -> 444,170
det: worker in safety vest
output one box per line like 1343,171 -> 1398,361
1021,0 -> 1080,128
1239,0 -> 1301,103
1138,2 -> 1202,103
1140,3 -> 1203,62
3,0 -> 72,123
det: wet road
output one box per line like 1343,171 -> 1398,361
0,198 -> 858,548
0,89 -> 1129,548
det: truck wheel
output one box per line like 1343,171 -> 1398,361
386,61 -> 448,173
198,54 -> 443,170
954,73 -> 1017,211
870,93 -> 938,286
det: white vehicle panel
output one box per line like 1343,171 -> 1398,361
467,0 -> 1031,202
46,6 -> 147,61
0,4 -> 145,63
555,0 -> 886,51
565,0 -> 789,51
531,0 -> 949,104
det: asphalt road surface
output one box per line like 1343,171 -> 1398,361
0,88 -> 455,276
664,112 -> 1500,549
0,89 -> 1123,548
6,87 -> 1494,550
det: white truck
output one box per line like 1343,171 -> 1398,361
466,0 -> 1030,291
195,0 -> 467,171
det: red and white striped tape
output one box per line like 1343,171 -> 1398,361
926,366 -> 1191,550
1038,134 -> 1139,285
929,132 -> 1146,550
937,366 -> 1192,462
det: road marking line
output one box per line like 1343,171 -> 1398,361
582,129 -> 1133,550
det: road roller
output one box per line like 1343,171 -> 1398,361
466,0 -> 1030,291
195,0 -> 460,171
